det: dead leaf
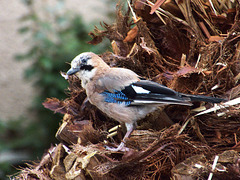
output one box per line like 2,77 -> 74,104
56,120 -> 101,145
111,40 -> 121,55
42,98 -> 67,114
202,70 -> 213,75
123,26 -> 138,42
150,0 -> 166,14
209,36 -> 225,42
176,66 -> 199,76
134,0 -> 146,10
88,32 -> 103,45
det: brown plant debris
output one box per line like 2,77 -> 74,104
15,0 -> 240,179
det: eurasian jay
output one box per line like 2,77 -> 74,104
66,52 -> 223,151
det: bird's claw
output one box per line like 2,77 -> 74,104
105,142 -> 129,152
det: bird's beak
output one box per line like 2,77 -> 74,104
66,67 -> 80,75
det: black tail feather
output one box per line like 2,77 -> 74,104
180,93 -> 224,103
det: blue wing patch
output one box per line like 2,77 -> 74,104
101,90 -> 132,105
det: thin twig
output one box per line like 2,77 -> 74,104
207,155 -> 219,180
209,0 -> 218,15
127,0 -> 137,21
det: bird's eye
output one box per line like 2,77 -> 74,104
80,54 -> 91,64
82,59 -> 87,63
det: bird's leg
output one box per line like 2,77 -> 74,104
81,97 -> 89,111
106,122 -> 135,152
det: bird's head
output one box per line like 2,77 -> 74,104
66,52 -> 109,85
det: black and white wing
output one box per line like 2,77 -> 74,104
122,80 -> 193,106
100,79 -> 193,106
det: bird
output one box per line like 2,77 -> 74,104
66,52 -> 224,151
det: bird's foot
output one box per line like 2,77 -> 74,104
105,142 -> 129,152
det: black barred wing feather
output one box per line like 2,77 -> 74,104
101,90 -> 132,105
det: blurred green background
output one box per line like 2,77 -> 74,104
0,0 -> 116,178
